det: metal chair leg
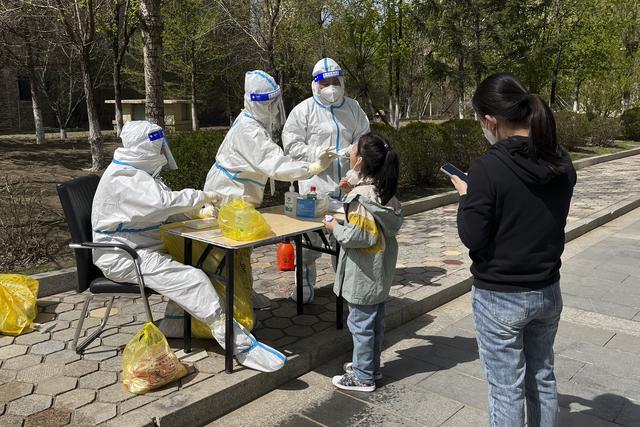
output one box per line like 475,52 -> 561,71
74,296 -> 115,354
73,295 -> 93,352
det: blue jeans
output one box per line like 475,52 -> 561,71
472,282 -> 562,427
347,302 -> 385,384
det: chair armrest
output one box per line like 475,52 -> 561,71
69,242 -> 139,260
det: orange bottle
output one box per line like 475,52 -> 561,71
277,240 -> 295,271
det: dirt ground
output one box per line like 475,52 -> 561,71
0,137 -> 120,274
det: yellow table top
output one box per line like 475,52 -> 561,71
163,205 -> 344,249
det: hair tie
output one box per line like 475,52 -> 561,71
383,142 -> 389,150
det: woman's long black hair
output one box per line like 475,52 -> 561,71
472,72 -> 566,169
357,133 -> 399,205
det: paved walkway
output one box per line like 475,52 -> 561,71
1,154 -> 640,425
214,207 -> 640,426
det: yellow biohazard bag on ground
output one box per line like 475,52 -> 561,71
160,223 -> 255,332
0,274 -> 39,336
122,322 -> 188,394
218,199 -> 272,242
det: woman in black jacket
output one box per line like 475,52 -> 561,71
450,73 -> 576,427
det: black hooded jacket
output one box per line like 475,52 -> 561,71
457,136 -> 577,291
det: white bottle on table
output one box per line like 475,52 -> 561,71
284,183 -> 298,217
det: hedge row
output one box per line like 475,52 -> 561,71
161,120 -> 489,193
161,110 -> 640,195
621,107 -> 640,141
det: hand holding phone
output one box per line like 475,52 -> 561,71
440,163 -> 467,182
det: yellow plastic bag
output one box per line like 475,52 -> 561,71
161,223 -> 255,332
0,274 -> 39,336
218,199 -> 272,242
121,323 -> 188,394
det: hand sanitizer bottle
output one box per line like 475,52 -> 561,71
284,183 -> 298,217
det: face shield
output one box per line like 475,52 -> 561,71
249,87 -> 287,136
148,129 -> 178,171
312,69 -> 345,105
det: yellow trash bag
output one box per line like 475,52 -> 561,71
218,199 -> 272,242
122,322 -> 188,394
0,274 -> 39,336
161,223 -> 255,332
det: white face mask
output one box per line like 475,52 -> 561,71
320,85 -> 344,104
482,124 -> 498,145
345,168 -> 361,186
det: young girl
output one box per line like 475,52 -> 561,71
322,133 -> 402,392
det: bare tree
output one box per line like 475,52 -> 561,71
107,0 -> 138,136
0,3 -> 48,144
36,0 -> 106,170
215,0 -> 285,77
140,0 -> 164,126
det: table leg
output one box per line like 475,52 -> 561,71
183,238 -> 193,353
225,249 -> 235,374
294,234 -> 304,316
335,243 -> 343,329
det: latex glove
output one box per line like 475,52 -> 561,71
308,161 -> 327,176
313,147 -> 338,170
203,191 -> 221,206
196,204 -> 218,219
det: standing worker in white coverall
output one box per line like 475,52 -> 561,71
204,70 -> 334,308
91,120 -> 286,372
204,70 -> 334,205
282,57 -> 370,304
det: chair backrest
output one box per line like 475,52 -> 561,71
57,175 -> 102,292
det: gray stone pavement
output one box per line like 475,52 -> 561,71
1,154 -> 640,426
214,208 -> 640,427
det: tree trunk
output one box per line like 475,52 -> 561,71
622,90 -> 631,113
140,0 -> 164,127
458,54 -> 465,119
80,49 -> 104,171
549,46 -> 562,108
573,79 -> 582,113
191,47 -> 199,131
60,128 -> 67,140
113,60 -> 124,136
28,71 -> 45,145
26,44 -> 45,145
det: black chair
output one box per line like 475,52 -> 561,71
57,175 -> 190,354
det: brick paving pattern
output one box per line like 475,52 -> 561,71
0,154 -> 639,425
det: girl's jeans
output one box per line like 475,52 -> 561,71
472,281 -> 563,427
347,302 -> 385,385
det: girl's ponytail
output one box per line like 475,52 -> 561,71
357,133 -> 400,205
375,146 -> 399,205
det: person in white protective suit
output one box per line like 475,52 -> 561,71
91,120 -> 286,372
282,57 -> 370,304
203,70 -> 334,309
204,70 -> 334,206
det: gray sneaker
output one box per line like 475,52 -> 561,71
343,362 -> 383,381
332,372 -> 376,392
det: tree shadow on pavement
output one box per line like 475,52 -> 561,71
559,393 -> 639,426
382,335 -> 479,385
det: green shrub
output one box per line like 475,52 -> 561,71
588,117 -> 620,147
161,129 -> 227,190
621,107 -> 640,141
439,119 -> 488,173
554,111 -> 589,150
395,122 -> 447,187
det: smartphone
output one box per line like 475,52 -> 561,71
440,163 -> 467,182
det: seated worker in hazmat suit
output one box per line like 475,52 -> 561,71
201,70 -> 335,309
282,58 -> 370,304
91,120 -> 286,372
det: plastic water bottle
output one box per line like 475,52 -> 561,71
308,185 -> 317,200
284,183 -> 298,217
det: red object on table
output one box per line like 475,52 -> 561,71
277,240 -> 295,271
